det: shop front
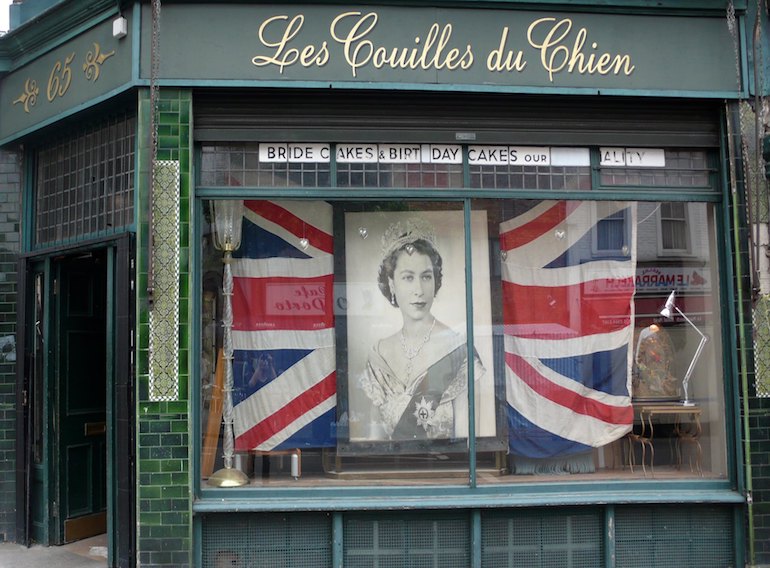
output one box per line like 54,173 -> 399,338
192,93 -> 741,567
0,1 -> 755,567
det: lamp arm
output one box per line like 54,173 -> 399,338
675,306 -> 709,400
682,334 -> 709,388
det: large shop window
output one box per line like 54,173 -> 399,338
199,145 -> 726,487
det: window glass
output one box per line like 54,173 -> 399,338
198,144 -> 726,488
473,199 -> 725,480
468,146 -> 592,190
202,200 -> 485,487
35,113 -> 135,245
200,143 -> 332,188
201,198 -> 726,487
599,150 -> 710,187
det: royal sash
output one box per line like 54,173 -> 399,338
392,345 -> 467,440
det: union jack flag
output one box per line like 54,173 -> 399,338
230,200 -> 336,451
500,200 -> 636,458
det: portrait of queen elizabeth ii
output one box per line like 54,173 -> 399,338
343,210 -> 497,445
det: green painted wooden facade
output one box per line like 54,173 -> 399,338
0,1 -> 765,566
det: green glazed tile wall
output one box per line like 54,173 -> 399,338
136,89 -> 192,567
747,315 -> 770,568
748,393 -> 770,564
0,149 -> 19,543
729,171 -> 767,565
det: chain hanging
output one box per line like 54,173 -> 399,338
728,0 -> 763,299
148,0 -> 161,308
755,0 -> 770,283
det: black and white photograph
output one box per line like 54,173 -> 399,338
343,209 -> 497,445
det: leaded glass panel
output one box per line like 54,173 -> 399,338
35,114 -> 135,245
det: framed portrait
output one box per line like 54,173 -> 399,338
336,206 -> 503,455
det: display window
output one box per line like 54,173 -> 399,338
198,144 -> 727,487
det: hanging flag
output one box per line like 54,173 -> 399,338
230,200 -> 336,451
500,200 -> 636,458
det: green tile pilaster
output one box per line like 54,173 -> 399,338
136,88 -> 193,567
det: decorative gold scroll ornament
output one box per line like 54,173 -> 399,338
12,79 -> 39,113
83,43 -> 116,82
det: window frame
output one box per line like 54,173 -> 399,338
191,142 -> 739,510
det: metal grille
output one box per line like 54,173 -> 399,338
470,165 -> 592,190
336,162 -> 463,188
35,114 -> 135,245
615,505 -> 734,568
481,509 -> 603,568
200,143 -> 331,187
201,512 -> 332,568
344,513 -> 470,568
599,150 -> 710,187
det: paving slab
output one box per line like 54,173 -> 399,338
0,534 -> 107,568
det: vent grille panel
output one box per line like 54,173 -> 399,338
201,513 -> 332,568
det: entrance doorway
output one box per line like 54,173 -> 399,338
26,250 -> 110,545
55,250 -> 108,542
23,240 -> 135,567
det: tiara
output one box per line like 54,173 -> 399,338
381,217 -> 437,257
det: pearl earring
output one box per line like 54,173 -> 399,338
390,291 -> 396,306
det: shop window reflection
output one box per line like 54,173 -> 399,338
199,199 -> 727,487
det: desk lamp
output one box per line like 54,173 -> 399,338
208,200 -> 249,487
659,290 -> 708,406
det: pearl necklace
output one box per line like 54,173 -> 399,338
400,318 -> 436,379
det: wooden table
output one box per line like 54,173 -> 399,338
627,402 -> 702,476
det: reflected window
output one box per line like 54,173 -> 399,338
659,202 -> 691,253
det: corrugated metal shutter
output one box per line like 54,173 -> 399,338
193,89 -> 720,147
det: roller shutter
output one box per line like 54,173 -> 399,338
193,88 -> 720,147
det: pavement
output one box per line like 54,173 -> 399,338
0,534 -> 107,568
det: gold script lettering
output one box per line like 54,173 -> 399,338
486,27 -> 527,72
330,11 -> 378,78
527,17 -> 634,82
331,11 -> 473,78
252,14 -> 329,73
47,52 -> 75,102
527,17 -> 572,81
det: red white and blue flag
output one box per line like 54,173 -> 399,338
500,200 -> 636,458
231,200 -> 336,452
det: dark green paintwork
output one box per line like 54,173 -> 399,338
139,4 -> 738,94
54,253 -> 108,542
0,12 -> 133,142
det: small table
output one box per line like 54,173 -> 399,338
627,402 -> 702,476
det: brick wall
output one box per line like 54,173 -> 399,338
0,149 -> 20,542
